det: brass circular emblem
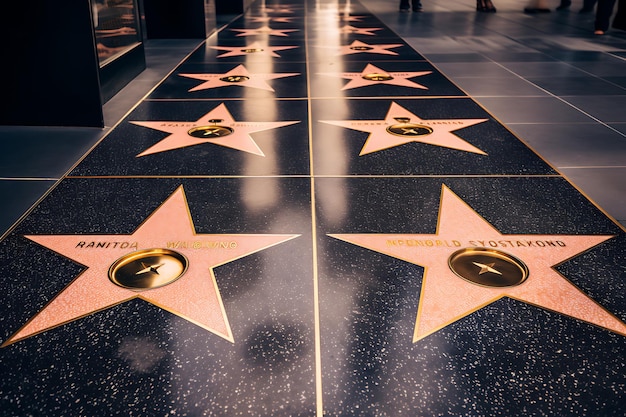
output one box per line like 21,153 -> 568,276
109,249 -> 189,290
241,48 -> 264,53
386,123 -> 433,137
219,75 -> 250,83
362,73 -> 394,82
187,125 -> 234,139
350,46 -> 374,51
448,248 -> 529,288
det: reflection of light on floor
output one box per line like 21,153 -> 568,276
317,176 -> 348,227
312,3 -> 347,73
317,100 -> 349,227
117,336 -> 166,373
242,175 -> 279,212
243,93 -> 279,211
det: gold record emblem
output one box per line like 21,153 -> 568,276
241,48 -> 264,53
350,46 -> 374,51
219,75 -> 250,83
109,248 -> 189,290
188,119 -> 234,139
448,248 -> 529,288
362,72 -> 394,82
386,117 -> 433,137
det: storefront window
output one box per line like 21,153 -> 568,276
92,0 -> 142,65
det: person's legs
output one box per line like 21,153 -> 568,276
580,0 -> 598,12
595,0 -> 618,32
412,0 -> 423,11
557,0 -> 572,10
399,0 -> 410,11
612,0 -> 626,29
477,0 -> 496,12
525,0 -> 551,13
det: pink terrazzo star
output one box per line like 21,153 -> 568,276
131,103 -> 299,157
320,101 -> 487,156
336,40 -> 403,56
4,187 -> 299,346
179,64 -> 299,92
331,185 -> 624,342
319,63 -> 432,91
230,26 -> 299,37
209,41 -> 298,58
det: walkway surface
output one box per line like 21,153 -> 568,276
0,1 -> 624,415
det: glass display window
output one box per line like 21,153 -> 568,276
92,0 -> 142,65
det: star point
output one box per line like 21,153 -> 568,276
137,262 -> 164,275
472,261 -> 501,275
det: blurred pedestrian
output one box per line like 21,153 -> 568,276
477,0 -> 497,12
580,0 -> 598,12
594,0 -> 618,33
524,0 -> 573,12
612,0 -> 626,29
399,0 -> 423,12
524,0 -> 552,13
557,0 -> 572,9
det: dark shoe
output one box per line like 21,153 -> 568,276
556,0 -> 571,10
613,19 -> 626,31
607,0 -> 624,28
524,7 -> 551,13
477,0 -> 496,12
